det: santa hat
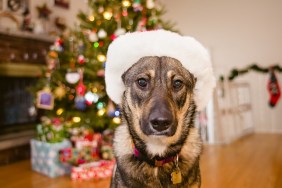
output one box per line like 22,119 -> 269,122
105,30 -> 215,111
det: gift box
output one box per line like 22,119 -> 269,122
59,147 -> 100,166
71,160 -> 115,181
72,133 -> 102,149
30,139 -> 72,178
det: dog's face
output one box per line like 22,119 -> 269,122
121,56 -> 196,156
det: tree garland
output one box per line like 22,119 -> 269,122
224,63 -> 282,81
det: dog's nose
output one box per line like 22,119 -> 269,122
149,110 -> 173,132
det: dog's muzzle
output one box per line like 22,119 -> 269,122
141,98 -> 177,136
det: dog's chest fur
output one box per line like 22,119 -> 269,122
112,125 -> 202,188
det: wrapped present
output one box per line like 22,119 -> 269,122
36,117 -> 68,143
59,147 -> 100,166
71,160 -> 115,181
31,139 -> 71,178
72,133 -> 102,149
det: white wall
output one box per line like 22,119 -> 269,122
29,0 -> 88,30
161,0 -> 282,132
28,0 -> 282,132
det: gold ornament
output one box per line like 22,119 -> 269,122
54,85 -> 66,99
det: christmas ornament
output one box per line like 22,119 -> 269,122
28,106 -> 37,117
47,57 -> 57,70
122,8 -> 128,17
48,51 -> 58,59
97,69 -> 105,77
85,91 -> 99,105
98,6 -> 104,13
99,41 -> 104,47
137,17 -> 147,31
114,28 -> 126,36
54,85 -> 66,100
88,31 -> 98,42
66,71 -> 80,84
110,34 -> 117,41
76,82 -> 87,96
75,96 -> 86,111
76,69 -> 86,96
133,0 -> 143,12
267,69 -> 281,107
36,3 -> 52,19
36,87 -> 54,110
98,29 -> 107,39
146,0 -> 155,9
50,38 -> 63,52
77,54 -> 85,64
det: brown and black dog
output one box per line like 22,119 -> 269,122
111,56 -> 202,188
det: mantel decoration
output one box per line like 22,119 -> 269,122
222,63 -> 281,108
226,63 -> 282,81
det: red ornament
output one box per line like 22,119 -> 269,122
76,82 -> 87,96
99,41 -> 104,47
77,54 -> 85,64
122,9 -> 128,17
97,69 -> 105,77
52,118 -> 61,125
110,34 -> 117,40
55,38 -> 63,46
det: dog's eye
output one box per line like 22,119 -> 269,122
173,80 -> 183,90
137,78 -> 148,88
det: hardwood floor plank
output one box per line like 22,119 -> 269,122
0,133 -> 281,188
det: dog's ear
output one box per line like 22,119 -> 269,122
194,77 -> 197,85
121,71 -> 127,84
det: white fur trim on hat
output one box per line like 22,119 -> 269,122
105,30 -> 216,111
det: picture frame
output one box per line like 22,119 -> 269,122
54,0 -> 69,9
37,89 -> 54,110
1,0 -> 29,15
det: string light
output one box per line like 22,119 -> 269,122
113,117 -> 121,124
97,102 -> 104,109
88,15 -> 95,21
103,11 -> 113,20
97,54 -> 106,62
72,116 -> 81,123
97,108 -> 106,116
122,0 -> 131,7
56,108 -> 64,115
93,42 -> 99,48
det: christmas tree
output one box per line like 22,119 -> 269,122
31,0 -> 174,141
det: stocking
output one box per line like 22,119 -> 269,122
267,69 -> 281,107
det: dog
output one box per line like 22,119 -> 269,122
111,56 -> 203,188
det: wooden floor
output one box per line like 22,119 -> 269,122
0,133 -> 282,188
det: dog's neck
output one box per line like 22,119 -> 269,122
132,143 -> 178,167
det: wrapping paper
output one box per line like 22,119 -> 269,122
71,160 -> 115,180
30,139 -> 71,178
